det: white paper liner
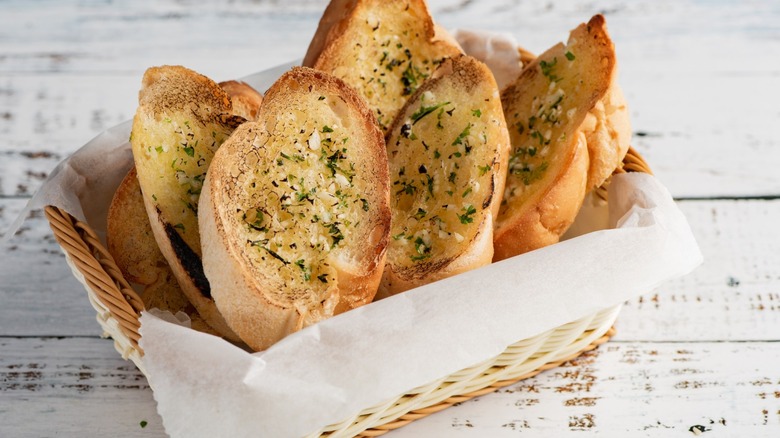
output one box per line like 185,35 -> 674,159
138,171 -> 701,438
4,30 -> 703,438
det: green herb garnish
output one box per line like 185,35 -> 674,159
411,102 -> 450,124
458,205 -> 477,224
452,123 -> 472,146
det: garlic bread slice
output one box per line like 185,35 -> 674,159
200,67 -> 391,351
130,65 -> 244,339
378,55 -> 509,297
495,15 -> 621,261
106,168 -> 222,337
303,0 -> 462,133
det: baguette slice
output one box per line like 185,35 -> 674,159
495,15 -> 625,261
303,0 -> 462,133
106,168 -> 221,336
130,65 -> 244,340
218,80 -> 263,121
378,55 -> 509,297
200,67 -> 391,351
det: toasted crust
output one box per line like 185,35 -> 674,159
304,0 -> 463,132
219,80 -> 263,121
378,55 -> 509,297
494,15 -> 617,261
581,82 -> 631,189
106,168 -> 222,337
201,67 -> 391,351
130,65 -> 244,340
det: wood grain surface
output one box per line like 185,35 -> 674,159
1,0 -> 778,436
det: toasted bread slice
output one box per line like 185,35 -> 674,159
303,0 -> 462,133
130,65 -> 245,339
219,80 -> 263,121
200,67 -> 391,351
377,55 -> 509,297
106,168 -> 222,336
494,15 -> 622,261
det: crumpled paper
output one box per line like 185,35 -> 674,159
5,30 -> 702,438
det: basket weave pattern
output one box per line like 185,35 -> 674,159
45,147 -> 651,437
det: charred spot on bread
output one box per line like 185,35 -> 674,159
161,210 -> 211,299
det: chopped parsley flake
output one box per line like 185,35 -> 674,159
458,205 -> 477,224
401,62 -> 428,96
425,174 -> 434,197
452,123 -> 472,146
471,109 -> 482,117
396,180 -> 417,196
411,236 -> 432,261
327,223 -> 344,247
540,57 -> 560,82
255,244 -> 289,265
565,51 -> 576,61
411,102 -> 450,124
295,259 -> 311,282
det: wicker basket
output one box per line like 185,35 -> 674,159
44,147 -> 651,437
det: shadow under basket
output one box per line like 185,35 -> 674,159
45,147 -> 651,437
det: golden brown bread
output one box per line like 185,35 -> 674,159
218,80 -> 263,121
377,55 -> 509,297
303,0 -> 463,133
200,67 -> 391,351
129,65 -> 244,341
106,168 -> 219,336
494,15 -> 627,261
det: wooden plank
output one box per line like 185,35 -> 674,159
2,197 -> 779,342
0,74 -> 136,196
2,337 -> 779,437
394,341 -> 780,437
617,199 -> 780,342
0,337 -> 163,437
1,0 -> 778,75
0,199 -> 104,337
0,0 -> 321,77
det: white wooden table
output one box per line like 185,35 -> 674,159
2,0 -> 779,436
